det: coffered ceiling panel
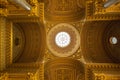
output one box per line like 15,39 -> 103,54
45,58 -> 85,80
13,22 -> 46,63
81,21 -> 120,63
81,21 -> 111,63
44,0 -> 85,22
103,21 -> 120,63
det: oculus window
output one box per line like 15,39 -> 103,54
55,32 -> 71,48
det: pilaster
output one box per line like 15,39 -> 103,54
0,17 -> 6,71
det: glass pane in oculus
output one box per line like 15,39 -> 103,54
55,32 -> 71,48
110,37 -> 118,44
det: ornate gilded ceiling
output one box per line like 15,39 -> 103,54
0,0 -> 120,80
45,58 -> 85,80
47,23 -> 80,57
44,0 -> 85,22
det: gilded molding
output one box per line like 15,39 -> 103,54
8,17 -> 40,22
86,0 -> 120,21
85,63 -> 120,80
7,2 -> 44,22
44,0 -> 85,21
29,3 -> 44,22
0,63 -> 44,80
45,22 -> 82,60
94,73 -> 120,80
27,0 -> 38,6
47,23 -> 80,57
45,58 -> 85,80
0,0 -> 120,80
0,73 -> 8,80
7,62 -> 43,68
0,17 -> 7,71
0,0 -> 8,8
5,21 -> 13,66
106,4 -> 120,13
0,8 -> 8,17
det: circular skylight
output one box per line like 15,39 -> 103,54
55,32 -> 71,48
110,37 -> 118,44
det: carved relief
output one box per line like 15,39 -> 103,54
45,0 -> 81,12
94,74 -> 105,80
45,22 -> 82,61
0,73 -> 8,80
53,0 -> 79,11
106,3 -> 120,13
56,69 -> 73,80
0,0 -> 8,9
86,0 -> 120,21
7,2 -> 44,22
1,0 -> 120,80
44,0 -> 85,21
85,63 -> 120,80
0,18 -> 8,70
45,58 -> 85,80
5,21 -> 13,65
0,8 -> 8,16
0,63 -> 44,80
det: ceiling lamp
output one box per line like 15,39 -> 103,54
8,0 -> 32,10
104,0 -> 120,8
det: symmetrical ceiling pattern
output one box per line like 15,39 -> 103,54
0,0 -> 120,80
47,23 -> 80,57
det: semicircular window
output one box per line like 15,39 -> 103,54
109,37 -> 118,45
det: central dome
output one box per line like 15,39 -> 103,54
55,32 -> 71,48
47,23 -> 80,57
